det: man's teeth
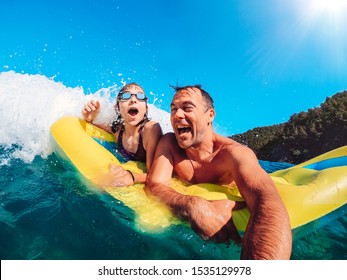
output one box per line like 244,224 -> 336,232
177,127 -> 191,134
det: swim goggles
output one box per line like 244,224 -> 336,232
118,91 -> 147,101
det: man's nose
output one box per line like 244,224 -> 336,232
174,108 -> 185,118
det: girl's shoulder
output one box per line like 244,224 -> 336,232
144,120 -> 159,127
142,120 -> 162,138
143,120 -> 162,132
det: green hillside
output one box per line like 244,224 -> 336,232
230,91 -> 347,164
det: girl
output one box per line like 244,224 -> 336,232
82,82 -> 162,186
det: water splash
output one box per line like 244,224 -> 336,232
0,71 -> 171,166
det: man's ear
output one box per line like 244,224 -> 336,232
207,108 -> 216,124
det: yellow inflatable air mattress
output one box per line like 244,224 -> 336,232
50,116 -> 347,234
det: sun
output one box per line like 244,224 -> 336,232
309,0 -> 347,18
298,0 -> 347,35
297,0 -> 347,70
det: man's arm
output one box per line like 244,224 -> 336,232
230,145 -> 292,259
144,133 -> 190,213
143,121 -> 163,171
145,134 -> 241,243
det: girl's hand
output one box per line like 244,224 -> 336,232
82,100 -> 100,123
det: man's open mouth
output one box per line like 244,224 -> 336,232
177,126 -> 191,135
128,108 -> 139,116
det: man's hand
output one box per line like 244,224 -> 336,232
187,197 -> 243,244
94,164 -> 134,187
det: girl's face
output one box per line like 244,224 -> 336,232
116,84 -> 148,127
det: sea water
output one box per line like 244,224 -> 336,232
0,71 -> 346,260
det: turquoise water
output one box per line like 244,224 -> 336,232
1,151 -> 346,260
0,72 -> 346,260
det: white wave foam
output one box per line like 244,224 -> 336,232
0,71 -> 171,165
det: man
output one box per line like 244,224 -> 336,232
144,85 -> 292,259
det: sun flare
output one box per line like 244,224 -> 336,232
296,0 -> 347,71
298,0 -> 347,36
309,0 -> 347,18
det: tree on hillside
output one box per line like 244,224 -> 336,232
230,91 -> 347,164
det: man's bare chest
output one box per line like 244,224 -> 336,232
173,158 -> 233,185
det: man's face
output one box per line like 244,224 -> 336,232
170,87 -> 214,149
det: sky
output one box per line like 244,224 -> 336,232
1,0 -> 347,135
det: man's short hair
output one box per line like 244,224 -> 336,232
170,84 -> 214,110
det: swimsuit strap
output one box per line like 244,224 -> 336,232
117,124 -> 147,162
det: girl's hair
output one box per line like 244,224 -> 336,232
111,83 -> 150,133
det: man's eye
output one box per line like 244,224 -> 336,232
184,106 -> 194,111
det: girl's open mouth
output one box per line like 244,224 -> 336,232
128,108 -> 139,116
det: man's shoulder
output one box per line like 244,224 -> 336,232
216,134 -> 244,149
160,132 -> 177,143
157,132 -> 181,154
217,136 -> 254,158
